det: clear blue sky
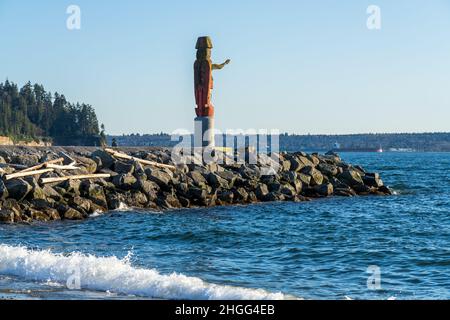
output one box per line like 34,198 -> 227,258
1,0 -> 449,135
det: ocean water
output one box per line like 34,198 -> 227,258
0,152 -> 449,300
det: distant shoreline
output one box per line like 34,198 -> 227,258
106,132 -> 450,152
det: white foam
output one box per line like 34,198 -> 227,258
115,202 -> 131,211
0,244 -> 292,300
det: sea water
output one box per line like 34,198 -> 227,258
0,152 -> 449,300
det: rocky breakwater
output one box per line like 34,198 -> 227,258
0,147 -> 391,224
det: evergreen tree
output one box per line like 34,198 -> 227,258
0,80 -> 102,141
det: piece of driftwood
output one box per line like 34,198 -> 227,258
40,173 -> 111,184
46,161 -> 79,170
5,168 -> 55,181
19,158 -> 64,173
104,148 -> 176,170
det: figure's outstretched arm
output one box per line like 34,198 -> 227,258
212,59 -> 231,70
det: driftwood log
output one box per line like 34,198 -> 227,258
19,158 -> 64,173
104,148 -> 176,170
5,168 -> 55,181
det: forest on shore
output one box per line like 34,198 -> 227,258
0,80 -> 105,145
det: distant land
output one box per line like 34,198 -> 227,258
107,132 -> 450,152
0,80 -> 105,146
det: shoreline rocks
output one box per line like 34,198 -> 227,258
0,147 -> 392,224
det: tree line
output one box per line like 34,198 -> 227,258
0,80 -> 103,142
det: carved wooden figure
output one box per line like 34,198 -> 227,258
194,36 -> 230,117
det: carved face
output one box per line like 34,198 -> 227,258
196,48 -> 211,60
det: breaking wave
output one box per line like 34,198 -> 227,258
0,244 -> 291,300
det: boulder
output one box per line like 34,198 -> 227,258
265,192 -> 285,202
28,208 -> 50,222
188,171 -> 208,188
317,163 -> 339,177
25,178 -> 46,200
314,183 -> 334,196
114,161 -> 135,175
137,180 -> 159,201
255,183 -> 269,200
5,179 -> 32,201
133,161 -> 147,180
0,209 -> 14,223
81,183 -> 108,208
70,196 -> 92,213
378,185 -> 392,195
63,207 -> 84,220
301,166 -> 323,186
157,193 -> 181,209
207,173 -> 230,189
57,179 -> 81,197
216,171 -> 238,188
280,160 -> 291,172
334,187 -> 357,197
280,184 -> 296,197
91,149 -> 115,169
112,174 -> 137,191
74,156 -> 97,174
363,174 -> 384,188
233,187 -> 249,202
218,190 -> 234,204
298,173 -> 311,186
42,185 -> 63,201
280,171 -> 297,184
146,168 -> 172,188
293,180 -> 303,194
338,169 -> 364,187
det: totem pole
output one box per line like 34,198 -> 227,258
194,36 -> 230,147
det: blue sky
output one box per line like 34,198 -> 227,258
0,0 -> 449,134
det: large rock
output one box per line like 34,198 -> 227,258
137,180 -> 159,201
74,156 -> 98,174
317,163 -> 339,177
5,179 -> 32,201
43,185 -> 63,201
255,183 -> 269,200
218,190 -> 234,204
363,173 -> 384,188
0,210 -> 14,223
339,169 -> 364,187
233,187 -> 249,202
146,168 -> 172,188
70,196 -> 92,213
280,184 -> 296,197
298,173 -> 311,186
216,171 -> 238,188
58,179 -> 81,196
28,208 -> 50,222
314,183 -> 334,196
91,149 -> 115,169
81,182 -> 108,208
114,161 -> 135,175
63,207 -> 84,220
187,171 -> 208,189
301,166 -> 323,186
112,174 -> 137,191
207,173 -> 230,189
